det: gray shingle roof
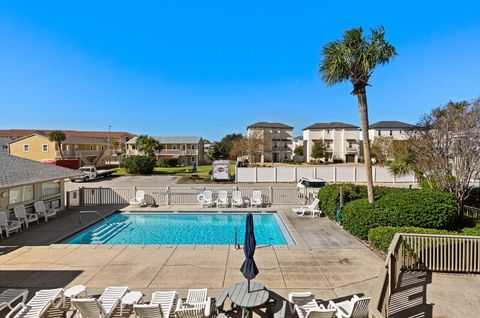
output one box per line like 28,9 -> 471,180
369,121 -> 414,129
303,122 -> 359,130
0,153 -> 81,189
126,136 -> 202,145
247,122 -> 293,130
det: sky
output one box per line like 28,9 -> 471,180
0,1 -> 479,141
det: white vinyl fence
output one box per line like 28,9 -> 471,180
235,166 -> 415,184
66,186 -> 306,207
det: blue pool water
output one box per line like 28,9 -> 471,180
66,212 -> 292,245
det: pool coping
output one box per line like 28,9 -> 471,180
60,208 -> 297,246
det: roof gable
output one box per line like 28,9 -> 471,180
369,121 -> 414,129
303,122 -> 359,130
247,122 -> 293,130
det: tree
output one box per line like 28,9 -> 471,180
230,134 -> 268,165
404,100 -> 480,215
311,140 -> 327,161
136,135 -> 160,157
319,26 -> 397,203
370,136 -> 394,165
294,145 -> 304,156
211,133 -> 243,160
48,130 -> 66,159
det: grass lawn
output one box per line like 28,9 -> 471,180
112,164 -> 236,184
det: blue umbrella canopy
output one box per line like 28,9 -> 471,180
240,213 -> 259,288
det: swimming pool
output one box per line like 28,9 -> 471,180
66,212 -> 294,245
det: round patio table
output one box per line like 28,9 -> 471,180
228,281 -> 269,318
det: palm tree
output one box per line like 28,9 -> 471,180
137,135 -> 160,157
48,130 -> 66,159
319,26 -> 397,203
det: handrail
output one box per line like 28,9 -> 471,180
78,210 -> 113,225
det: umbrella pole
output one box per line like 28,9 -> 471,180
248,279 -> 250,293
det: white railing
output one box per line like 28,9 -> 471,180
463,205 -> 480,219
158,149 -> 198,156
67,186 -> 304,207
369,233 -> 480,318
57,150 -> 104,158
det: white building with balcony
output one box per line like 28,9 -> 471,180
303,122 -> 360,163
367,121 -> 414,141
126,136 -> 205,166
246,122 -> 294,163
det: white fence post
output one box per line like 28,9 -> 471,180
353,166 -> 357,183
255,167 -> 258,183
313,166 -> 316,179
269,186 -> 273,205
333,167 -> 337,182
166,186 -> 170,205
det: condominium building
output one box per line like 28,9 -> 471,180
246,122 -> 294,163
126,136 -> 205,166
368,121 -> 414,141
9,133 -> 111,166
303,122 -> 360,163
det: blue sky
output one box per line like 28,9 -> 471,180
0,1 -> 479,140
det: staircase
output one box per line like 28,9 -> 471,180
88,221 -> 131,244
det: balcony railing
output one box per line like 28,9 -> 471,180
126,149 -> 198,156
57,150 -> 104,158
345,146 -> 360,153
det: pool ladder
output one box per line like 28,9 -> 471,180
79,210 -> 114,226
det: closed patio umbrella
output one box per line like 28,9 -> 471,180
240,213 -> 259,292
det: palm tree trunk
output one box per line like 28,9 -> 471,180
356,91 -> 375,203
58,143 -> 64,160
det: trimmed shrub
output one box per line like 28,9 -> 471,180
121,156 -> 156,175
157,158 -> 178,167
368,226 -> 454,252
342,189 -> 457,239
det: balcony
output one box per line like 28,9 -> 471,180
345,146 -> 360,153
158,149 -> 198,156
57,150 -> 104,158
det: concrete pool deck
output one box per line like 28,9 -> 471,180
0,205 -> 382,303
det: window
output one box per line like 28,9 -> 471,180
9,185 -> 34,205
191,156 -> 196,163
23,144 -> 30,152
42,144 -> 49,152
389,130 -> 393,136
191,144 -> 196,150
42,180 -> 60,197
326,129 -> 331,134
377,130 -> 381,136
172,144 -> 177,150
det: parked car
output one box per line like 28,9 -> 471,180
71,166 -> 115,182
296,177 -> 327,190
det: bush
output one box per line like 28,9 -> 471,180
121,156 -> 156,174
368,226 -> 454,252
317,184 -> 403,219
342,189 -> 458,239
157,158 -> 178,167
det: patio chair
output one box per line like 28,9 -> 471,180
130,191 -> 147,207
250,191 -> 263,207
175,307 -> 205,318
328,295 -> 370,318
134,291 -> 177,318
215,191 -> 229,208
13,205 -> 39,229
197,191 -> 213,208
176,289 -> 211,317
6,288 -> 64,318
231,191 -> 244,208
71,286 -> 129,318
0,289 -> 28,312
33,201 -> 58,222
0,212 -> 22,239
291,198 -> 322,218
288,292 -> 336,318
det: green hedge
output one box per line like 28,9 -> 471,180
317,184 -> 403,219
368,223 -> 480,252
342,190 -> 457,239
368,226 -> 454,252
121,156 -> 156,174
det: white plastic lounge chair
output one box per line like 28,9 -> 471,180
231,191 -> 244,208
0,212 -> 22,238
71,286 -> 129,318
292,198 -> 322,218
250,191 -> 263,207
176,289 -> 211,317
33,201 -> 58,222
288,292 -> 336,318
0,289 -> 28,312
175,307 -> 205,318
197,191 -> 213,208
13,205 -> 39,229
328,295 -> 370,318
134,291 -> 177,318
215,191 -> 229,208
6,288 -> 64,318
130,191 -> 147,207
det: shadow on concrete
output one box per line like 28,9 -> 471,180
0,270 -> 84,289
389,270 -> 433,318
